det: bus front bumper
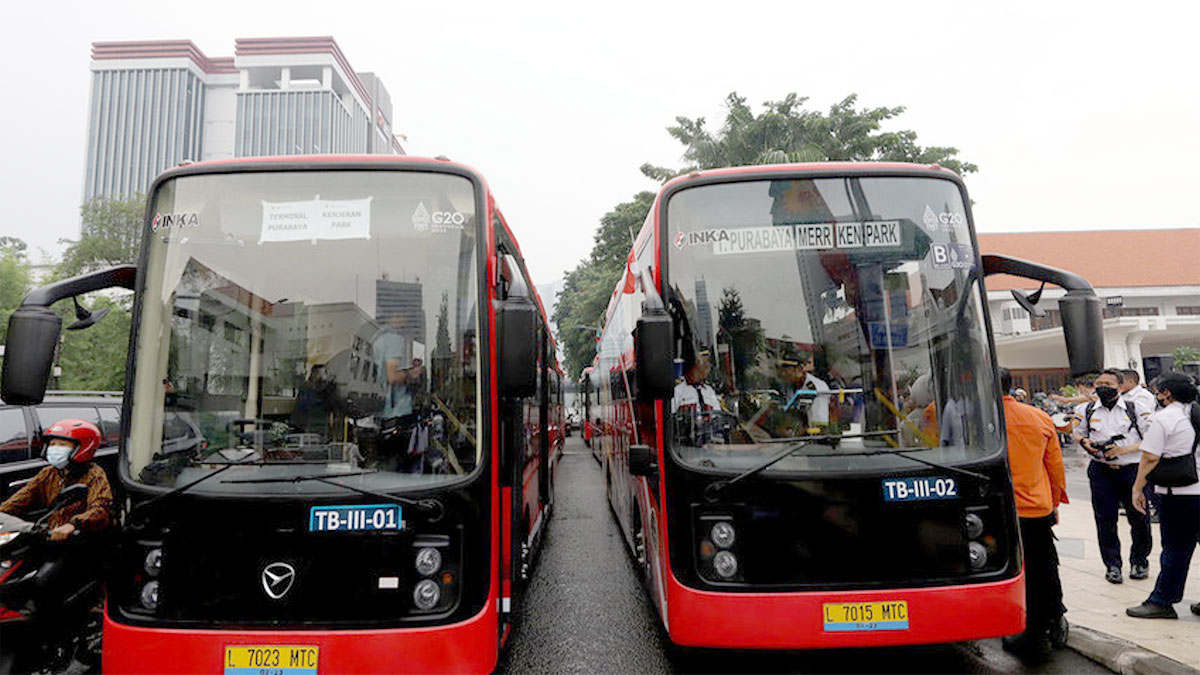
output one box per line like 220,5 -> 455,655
666,571 -> 1024,649
102,604 -> 498,675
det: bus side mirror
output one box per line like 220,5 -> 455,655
1,264 -> 137,406
635,312 -> 674,401
629,444 -> 657,477
1058,291 -> 1104,376
498,301 -> 537,398
982,254 -> 1104,377
1,306 -> 62,405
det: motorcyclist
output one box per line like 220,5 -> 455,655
0,418 -> 113,540
0,419 -> 112,675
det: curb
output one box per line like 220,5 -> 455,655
1068,625 -> 1198,674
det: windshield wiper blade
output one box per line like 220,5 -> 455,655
127,463 -> 238,523
707,429 -> 900,497
221,471 -> 442,514
801,448 -> 991,482
221,470 -> 376,484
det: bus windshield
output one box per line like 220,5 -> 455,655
665,175 -> 1002,474
126,170 -> 481,495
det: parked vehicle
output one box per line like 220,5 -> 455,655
1,155 -> 562,674
593,162 -> 1104,649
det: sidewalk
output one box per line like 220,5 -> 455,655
1056,448 -> 1200,672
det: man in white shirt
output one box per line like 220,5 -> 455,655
1072,369 -> 1153,583
1120,369 -> 1158,415
1127,373 -> 1200,619
672,350 -> 724,446
797,353 -> 832,428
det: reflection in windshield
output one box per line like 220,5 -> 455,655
665,176 -> 1001,473
127,171 -> 480,494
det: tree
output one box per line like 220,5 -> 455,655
1173,345 -> 1200,366
0,238 -> 32,344
57,193 -> 145,277
717,287 -> 763,390
55,296 -> 132,391
46,194 -> 144,391
553,192 -> 656,377
641,93 -> 977,182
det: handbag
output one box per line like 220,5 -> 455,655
1146,403 -> 1200,489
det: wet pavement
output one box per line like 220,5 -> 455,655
498,438 -> 1111,674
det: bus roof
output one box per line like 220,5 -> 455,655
660,161 -> 959,191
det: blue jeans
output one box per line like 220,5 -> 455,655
1088,461 -> 1152,569
1148,494 -> 1200,606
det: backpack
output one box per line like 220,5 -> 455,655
1082,400 -> 1142,440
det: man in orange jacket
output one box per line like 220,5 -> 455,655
999,368 -> 1069,661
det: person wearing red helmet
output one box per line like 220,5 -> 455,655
0,418 -> 113,540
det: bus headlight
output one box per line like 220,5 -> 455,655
412,579 -> 440,610
713,550 -> 738,579
710,521 -> 736,549
140,580 -> 160,610
964,513 -> 984,540
968,541 -> 988,570
415,547 -> 442,577
144,548 -> 163,577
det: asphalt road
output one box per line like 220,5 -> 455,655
498,438 -> 1110,674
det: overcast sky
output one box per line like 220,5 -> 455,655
2,1 -> 1197,287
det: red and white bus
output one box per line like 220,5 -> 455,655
593,162 -> 1103,649
1,155 -> 561,673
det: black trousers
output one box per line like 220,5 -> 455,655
1148,494 -> 1200,606
1020,514 -> 1063,636
1088,461 -> 1152,569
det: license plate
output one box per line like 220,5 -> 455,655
882,476 -> 958,502
224,645 -> 318,675
823,601 -> 909,632
309,504 -> 402,532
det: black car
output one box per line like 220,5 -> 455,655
0,393 -> 122,502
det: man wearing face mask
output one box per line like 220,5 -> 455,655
0,419 -> 112,541
1073,370 -> 1153,584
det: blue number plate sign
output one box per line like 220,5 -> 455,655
882,476 -> 958,502
309,504 -> 402,532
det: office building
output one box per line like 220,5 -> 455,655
84,36 -> 402,201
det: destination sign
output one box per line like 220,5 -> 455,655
707,221 -> 902,256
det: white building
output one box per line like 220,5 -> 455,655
980,228 -> 1200,392
84,37 -> 403,202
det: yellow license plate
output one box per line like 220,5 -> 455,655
224,645 -> 319,674
823,601 -> 909,632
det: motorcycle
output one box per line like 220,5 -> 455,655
0,483 -> 105,674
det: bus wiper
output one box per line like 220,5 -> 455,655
221,471 -> 443,515
706,430 -> 899,497
801,448 -> 991,483
127,463 -> 239,523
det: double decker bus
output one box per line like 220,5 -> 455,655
593,162 -> 1103,649
1,156 -> 560,673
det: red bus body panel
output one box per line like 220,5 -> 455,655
663,567 -> 1024,649
102,602 -> 498,674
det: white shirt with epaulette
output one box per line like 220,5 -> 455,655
1140,401 -> 1200,495
1074,398 -> 1151,466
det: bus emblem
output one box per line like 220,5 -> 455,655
262,562 -> 297,599
412,202 -> 431,232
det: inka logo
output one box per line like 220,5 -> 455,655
151,212 -> 199,232
412,202 -> 431,232
676,229 -> 732,247
923,205 -> 938,230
